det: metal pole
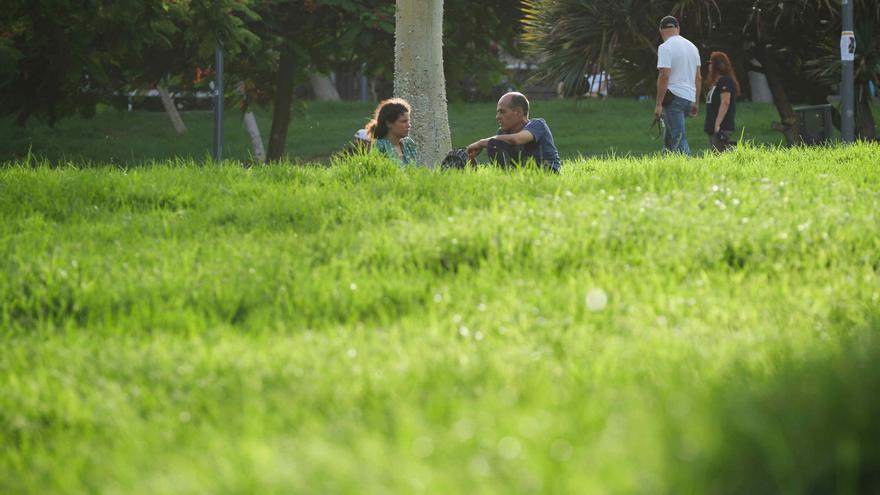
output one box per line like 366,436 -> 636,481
360,73 -> 369,102
213,46 -> 224,161
841,0 -> 855,142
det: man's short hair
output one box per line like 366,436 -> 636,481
507,92 -> 529,117
659,15 -> 679,29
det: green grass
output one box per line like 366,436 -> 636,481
1,98 -> 791,165
2,144 -> 880,493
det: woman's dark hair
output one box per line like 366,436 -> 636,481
365,98 -> 411,140
706,51 -> 741,95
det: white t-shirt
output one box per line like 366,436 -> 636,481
657,35 -> 701,102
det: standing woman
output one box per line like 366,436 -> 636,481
704,51 -> 740,152
366,98 -> 419,165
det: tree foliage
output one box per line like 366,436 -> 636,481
443,0 -> 525,101
231,0 -> 396,160
233,0 -> 394,110
0,0 -> 258,126
522,0 -> 877,142
521,0 -> 717,96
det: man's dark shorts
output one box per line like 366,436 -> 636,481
486,139 -> 559,173
486,118 -> 561,172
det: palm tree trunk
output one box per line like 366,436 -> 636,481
762,63 -> 801,146
856,84 -> 877,140
267,46 -> 296,162
394,0 -> 451,166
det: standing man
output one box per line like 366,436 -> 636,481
466,92 -> 561,172
654,15 -> 701,155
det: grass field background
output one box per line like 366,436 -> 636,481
2,143 -> 879,493
0,98 -> 798,165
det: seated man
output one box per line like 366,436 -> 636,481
466,92 -> 561,172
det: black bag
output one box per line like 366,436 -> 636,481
662,89 -> 675,107
441,148 -> 470,169
712,130 -> 736,151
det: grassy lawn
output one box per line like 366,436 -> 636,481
2,144 -> 879,493
0,98 -> 793,165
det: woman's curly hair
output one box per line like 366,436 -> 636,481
365,98 -> 411,140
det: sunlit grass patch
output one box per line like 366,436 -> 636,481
1,143 -> 879,493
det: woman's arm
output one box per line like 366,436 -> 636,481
714,91 -> 731,133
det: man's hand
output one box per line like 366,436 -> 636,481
689,103 -> 698,117
466,140 -> 484,160
654,104 -> 663,119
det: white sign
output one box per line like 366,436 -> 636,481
841,31 -> 855,61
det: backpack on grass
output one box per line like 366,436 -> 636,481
441,148 -> 470,169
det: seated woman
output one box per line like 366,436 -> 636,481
366,98 -> 418,165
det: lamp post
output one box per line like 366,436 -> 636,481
213,46 -> 225,161
840,0 -> 855,142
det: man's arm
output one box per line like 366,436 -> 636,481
655,68 -> 670,118
466,137 -> 498,160
494,130 -> 534,146
466,138 -> 489,159
466,130 -> 534,159
690,66 -> 701,117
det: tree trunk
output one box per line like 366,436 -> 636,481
856,84 -> 877,141
335,66 -> 359,100
762,65 -> 800,146
755,50 -> 801,146
156,86 -> 187,134
746,71 -> 773,103
15,109 -> 29,127
394,0 -> 451,166
309,73 -> 341,101
267,46 -> 296,162
243,111 -> 266,162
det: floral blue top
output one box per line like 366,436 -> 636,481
374,137 -> 419,165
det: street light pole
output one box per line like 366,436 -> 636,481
841,0 -> 855,142
213,46 -> 225,161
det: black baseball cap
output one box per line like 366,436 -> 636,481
659,16 -> 679,29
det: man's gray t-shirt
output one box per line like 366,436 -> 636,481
497,118 -> 561,172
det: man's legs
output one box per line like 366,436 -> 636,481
486,138 -> 521,168
487,138 -> 555,170
662,95 -> 691,156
